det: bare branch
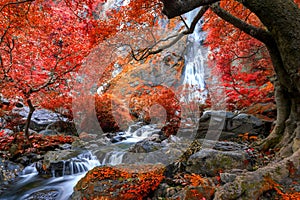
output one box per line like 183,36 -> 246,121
132,6 -> 209,60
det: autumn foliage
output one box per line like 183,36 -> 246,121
0,131 -> 74,159
203,1 -> 275,110
74,164 -> 165,200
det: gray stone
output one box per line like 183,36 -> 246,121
46,121 -> 77,136
186,148 -> 249,176
12,106 -> 68,131
197,111 -> 265,140
39,129 -> 58,135
220,172 -> 237,183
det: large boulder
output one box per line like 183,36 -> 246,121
185,140 -> 253,176
196,111 -> 268,140
46,121 -> 77,136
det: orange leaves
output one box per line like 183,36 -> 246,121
0,132 -> 74,158
264,176 -> 300,200
74,164 -> 165,200
238,132 -> 258,142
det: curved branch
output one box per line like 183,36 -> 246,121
161,0 -> 219,18
210,3 -> 274,46
133,6 -> 209,60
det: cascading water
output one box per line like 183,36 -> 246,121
181,8 -> 208,103
0,151 -> 100,200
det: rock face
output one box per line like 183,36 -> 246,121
196,111 -> 269,140
186,148 -> 248,176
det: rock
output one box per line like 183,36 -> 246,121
129,140 -> 162,153
0,117 -> 6,129
39,129 -> 58,135
197,111 -> 266,140
0,128 -> 13,135
23,189 -> 60,200
0,97 -> 10,106
0,159 -> 23,182
71,164 -> 164,200
220,172 -> 237,183
46,121 -> 77,136
36,150 -> 97,177
12,106 -> 69,132
186,141 -> 251,176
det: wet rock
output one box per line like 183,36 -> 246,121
0,159 -> 23,182
24,189 -> 60,200
129,140 -> 161,153
36,150 -> 97,177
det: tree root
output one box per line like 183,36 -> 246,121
214,149 -> 300,200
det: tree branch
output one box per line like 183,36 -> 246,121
161,0 -> 219,18
131,6 -> 209,60
210,3 -> 274,46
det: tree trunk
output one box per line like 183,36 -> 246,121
240,0 -> 300,156
24,99 -> 35,140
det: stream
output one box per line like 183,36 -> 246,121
0,152 -> 100,200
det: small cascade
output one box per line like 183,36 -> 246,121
102,151 -> 126,166
20,163 -> 38,176
112,123 -> 161,144
0,151 -> 100,200
50,151 -> 100,177
181,8 -> 208,103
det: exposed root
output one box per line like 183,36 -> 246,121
214,149 -> 300,200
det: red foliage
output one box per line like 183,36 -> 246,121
0,0 -> 161,115
203,1 -> 275,110
0,132 -> 74,159
74,164 -> 165,200
129,85 -> 181,137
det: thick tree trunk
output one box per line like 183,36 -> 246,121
241,0 -> 300,156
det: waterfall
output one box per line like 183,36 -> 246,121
181,8 -> 207,103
